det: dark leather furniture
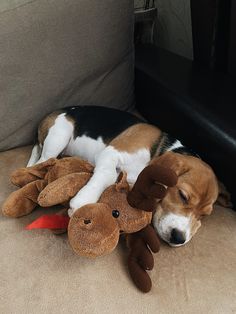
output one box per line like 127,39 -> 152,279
135,44 -> 236,207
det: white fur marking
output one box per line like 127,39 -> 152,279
167,140 -> 183,152
152,212 -> 191,246
65,135 -> 106,164
116,149 -> 150,184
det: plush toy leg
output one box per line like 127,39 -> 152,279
11,158 -> 56,187
38,172 -> 91,207
127,225 -> 160,293
2,180 -> 47,218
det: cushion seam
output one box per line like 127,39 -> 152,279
0,0 -> 40,16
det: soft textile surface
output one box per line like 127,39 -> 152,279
0,0 -> 134,150
1,147 -> 236,314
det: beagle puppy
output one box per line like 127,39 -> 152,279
28,106 -> 219,247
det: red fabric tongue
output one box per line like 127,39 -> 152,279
25,215 -> 70,230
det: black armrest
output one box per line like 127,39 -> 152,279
135,44 -> 236,207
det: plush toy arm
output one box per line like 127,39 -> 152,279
2,180 -> 47,218
38,172 -> 91,207
11,158 -> 56,187
127,164 -> 178,212
127,225 -> 160,293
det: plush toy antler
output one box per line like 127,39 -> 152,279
127,163 -> 178,212
127,225 -> 160,293
126,162 -> 178,292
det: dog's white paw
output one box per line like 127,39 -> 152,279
67,208 -> 74,218
68,186 -> 99,217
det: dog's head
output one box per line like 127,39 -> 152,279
151,152 -> 219,247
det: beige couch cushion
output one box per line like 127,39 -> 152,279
0,0 -> 134,151
1,147 -> 236,313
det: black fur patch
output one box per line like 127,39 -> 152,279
64,106 -> 143,141
157,132 -> 200,158
159,133 -> 177,155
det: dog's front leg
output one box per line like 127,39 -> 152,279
69,147 -> 119,216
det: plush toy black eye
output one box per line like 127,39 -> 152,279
112,210 -> 120,218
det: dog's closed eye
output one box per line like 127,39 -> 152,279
178,190 -> 189,204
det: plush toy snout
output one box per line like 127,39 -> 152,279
68,203 -> 120,258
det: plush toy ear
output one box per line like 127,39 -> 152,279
11,158 -> 56,187
115,171 -> 130,193
216,181 -> 233,208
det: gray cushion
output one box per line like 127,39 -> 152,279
0,0 -> 134,151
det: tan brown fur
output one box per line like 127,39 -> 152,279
38,111 -> 62,144
152,151 -> 219,214
38,111 -> 75,145
110,123 -> 162,153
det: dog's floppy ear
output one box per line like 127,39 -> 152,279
216,181 -> 233,208
150,152 -> 190,177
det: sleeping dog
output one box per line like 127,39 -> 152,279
27,106 -> 219,247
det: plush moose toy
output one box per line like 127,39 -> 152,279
2,157 -> 177,292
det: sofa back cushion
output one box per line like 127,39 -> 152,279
0,0 -> 134,150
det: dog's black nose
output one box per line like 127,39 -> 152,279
170,229 -> 185,245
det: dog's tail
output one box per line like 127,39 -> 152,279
27,143 -> 42,167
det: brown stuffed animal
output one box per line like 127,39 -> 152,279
2,157 -> 154,257
2,157 -> 177,292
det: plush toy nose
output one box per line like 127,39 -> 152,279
68,203 -> 120,258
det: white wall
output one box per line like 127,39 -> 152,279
134,0 -> 193,60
